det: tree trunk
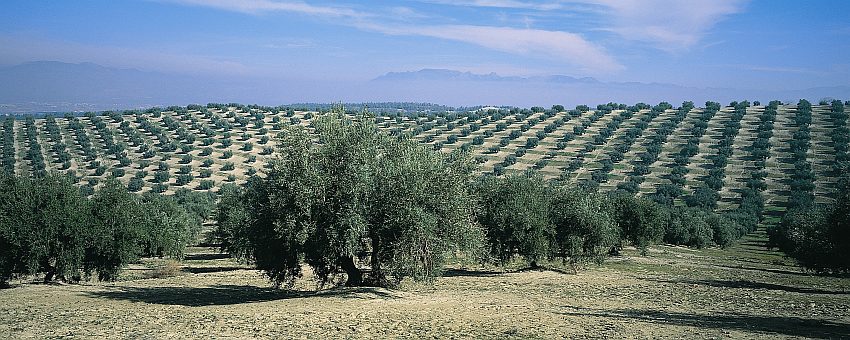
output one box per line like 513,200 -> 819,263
338,256 -> 362,287
370,238 -> 388,286
43,269 -> 56,283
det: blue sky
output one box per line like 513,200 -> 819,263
1,0 -> 849,106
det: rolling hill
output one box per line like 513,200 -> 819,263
1,100 -> 846,227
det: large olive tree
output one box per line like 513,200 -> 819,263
216,112 -> 482,288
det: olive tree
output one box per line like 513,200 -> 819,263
610,193 -> 668,254
770,175 -> 850,273
215,112 -> 482,288
0,173 -> 89,283
664,207 -> 714,248
85,179 -> 148,281
550,188 -> 619,269
474,174 -> 553,267
0,175 -> 192,285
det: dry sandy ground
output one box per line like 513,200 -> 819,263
1,232 -> 849,339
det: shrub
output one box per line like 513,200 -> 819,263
616,180 -> 640,194
652,183 -> 683,206
493,164 -> 505,176
514,148 -> 527,157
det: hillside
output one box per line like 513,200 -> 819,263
1,100 -> 846,226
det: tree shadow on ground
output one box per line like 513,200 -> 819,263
442,265 -> 574,277
86,285 -> 398,306
183,253 -> 232,261
557,306 -> 850,338
652,278 -> 848,295
713,263 -> 814,277
441,269 -> 504,277
181,266 -> 246,274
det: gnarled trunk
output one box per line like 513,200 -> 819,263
338,256 -> 362,287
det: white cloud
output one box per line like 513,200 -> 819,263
423,0 -> 748,51
165,0 -> 623,73
589,0 -> 746,50
409,25 -> 623,73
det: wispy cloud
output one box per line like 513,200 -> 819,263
427,0 -> 567,11
423,0 -> 748,51
164,0 -> 623,73
592,0 -> 746,51
162,0 -> 364,17
394,25 -> 623,73
0,34 -> 254,76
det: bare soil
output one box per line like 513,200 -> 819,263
1,230 -> 849,339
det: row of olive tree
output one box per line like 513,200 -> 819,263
212,111 -> 766,288
1,118 -> 14,174
212,112 -> 760,286
475,175 -> 648,269
0,174 -> 202,286
477,173 -> 750,262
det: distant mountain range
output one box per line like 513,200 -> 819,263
0,61 -> 847,113
374,68 -> 600,84
0,61 -> 294,113
372,68 -> 849,107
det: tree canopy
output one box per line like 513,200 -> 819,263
214,112 -> 482,287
